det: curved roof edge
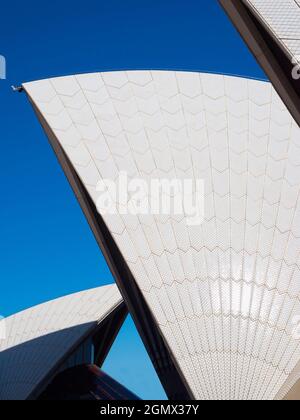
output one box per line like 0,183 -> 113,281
20,68 -> 269,88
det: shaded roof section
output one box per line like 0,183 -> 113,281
219,0 -> 300,128
0,285 -> 124,400
39,364 -> 140,400
23,71 -> 300,400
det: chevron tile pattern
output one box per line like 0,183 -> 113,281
0,285 -> 122,400
244,0 -> 300,63
24,71 -> 300,400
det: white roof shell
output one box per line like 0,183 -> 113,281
0,285 -> 123,400
244,0 -> 300,64
24,71 -> 300,400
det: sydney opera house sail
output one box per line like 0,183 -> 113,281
0,286 -> 127,400
219,0 -> 300,127
23,71 -> 300,400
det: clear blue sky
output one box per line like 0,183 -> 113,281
0,0 -> 266,400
